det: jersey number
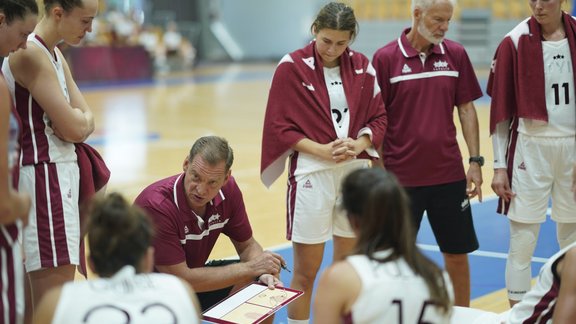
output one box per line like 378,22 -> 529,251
83,303 -> 177,323
552,82 -> 570,105
392,299 -> 436,324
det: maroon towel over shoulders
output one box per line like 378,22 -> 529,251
260,42 -> 387,187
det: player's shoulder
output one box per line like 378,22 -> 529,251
10,42 -> 51,72
321,259 -> 360,288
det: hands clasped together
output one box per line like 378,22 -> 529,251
329,137 -> 370,163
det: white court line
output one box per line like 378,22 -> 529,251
266,195 -> 551,265
417,244 -> 549,264
267,242 -> 548,264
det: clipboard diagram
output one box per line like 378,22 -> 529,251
203,283 -> 303,324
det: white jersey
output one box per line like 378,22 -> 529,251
507,241 -> 576,324
345,250 -> 453,324
518,38 -> 576,137
52,266 -> 199,324
324,66 -> 350,139
2,33 -> 76,165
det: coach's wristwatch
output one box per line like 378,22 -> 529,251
469,156 -> 485,167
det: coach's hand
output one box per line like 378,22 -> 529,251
258,274 -> 283,289
466,163 -> 483,202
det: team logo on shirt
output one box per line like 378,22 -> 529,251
433,60 -> 449,71
402,63 -> 412,74
208,214 -> 222,227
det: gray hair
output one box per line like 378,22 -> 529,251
188,136 -> 234,172
411,0 -> 457,13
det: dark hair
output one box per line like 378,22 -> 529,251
0,0 -> 38,24
87,193 -> 154,277
311,2 -> 359,41
43,0 -> 84,13
342,168 -> 451,313
188,136 -> 234,172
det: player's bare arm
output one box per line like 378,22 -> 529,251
9,44 -> 92,142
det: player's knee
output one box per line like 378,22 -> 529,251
292,270 -> 318,287
509,228 -> 538,269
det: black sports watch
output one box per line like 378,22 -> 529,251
469,156 -> 484,167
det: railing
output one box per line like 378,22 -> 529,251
346,0 -> 572,21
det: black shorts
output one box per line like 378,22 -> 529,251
197,259 -> 239,311
405,180 -> 479,254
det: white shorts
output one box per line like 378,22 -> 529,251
508,134 -> 576,223
0,239 -> 24,324
20,162 -> 81,272
287,160 -> 369,244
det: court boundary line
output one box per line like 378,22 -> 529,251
264,195 -> 547,264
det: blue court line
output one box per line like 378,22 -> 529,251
262,197 -> 557,323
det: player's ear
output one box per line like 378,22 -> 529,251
0,13 -> 6,26
413,7 -> 422,21
223,169 -> 231,184
52,5 -> 64,21
183,156 -> 190,172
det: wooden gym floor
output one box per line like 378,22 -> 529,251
81,63 -> 559,319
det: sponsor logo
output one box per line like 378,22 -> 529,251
303,179 -> 313,189
461,198 -> 470,211
402,63 -> 412,74
184,225 -> 189,234
302,57 -> 315,70
518,162 -> 526,171
302,82 -> 315,91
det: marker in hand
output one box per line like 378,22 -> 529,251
281,263 -> 291,273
